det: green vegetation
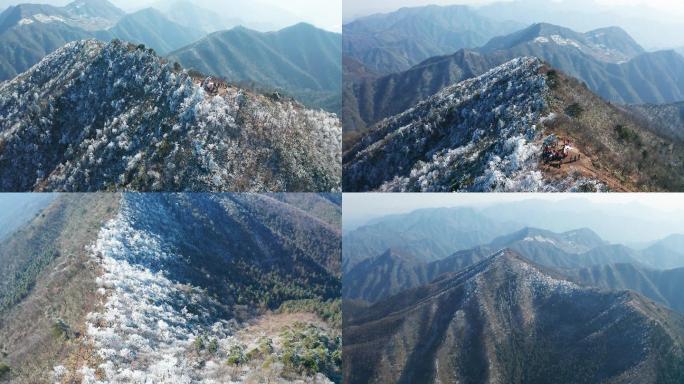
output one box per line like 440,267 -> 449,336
50,318 -> 71,340
0,238 -> 61,313
226,344 -> 247,366
251,337 -> 274,360
207,338 -> 219,355
565,103 -> 584,118
614,124 -> 642,146
546,70 -> 560,89
278,299 -> 341,328
280,322 -> 341,382
194,335 -> 205,353
0,362 -> 9,379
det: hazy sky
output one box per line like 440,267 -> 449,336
343,193 -> 684,229
0,0 -> 342,31
343,0 -> 684,20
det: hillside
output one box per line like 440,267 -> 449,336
0,194 -> 120,383
343,4 -> 522,75
168,23 -> 342,114
628,102 -> 684,141
0,193 -> 342,383
343,23 -> 684,134
344,250 -> 684,384
640,234 -> 684,269
0,40 -> 341,192
343,57 -> 684,192
565,262 -> 684,315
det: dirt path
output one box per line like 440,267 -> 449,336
539,140 -> 635,192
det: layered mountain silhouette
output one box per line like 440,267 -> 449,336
344,22 -> 684,134
344,57 -> 684,192
344,249 -> 684,384
168,23 -> 342,114
0,40 -> 341,192
0,0 -> 203,81
343,227 -> 646,303
0,193 -> 341,382
342,207 -> 521,272
343,5 -> 522,75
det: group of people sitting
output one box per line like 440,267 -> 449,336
542,135 -> 580,167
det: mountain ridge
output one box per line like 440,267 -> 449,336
0,39 -> 341,192
344,249 -> 684,383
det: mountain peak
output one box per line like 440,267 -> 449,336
0,39 -> 342,192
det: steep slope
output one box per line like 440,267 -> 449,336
344,49 -> 499,134
0,193 -> 342,383
342,207 -> 521,271
342,4 -> 522,75
628,101 -> 684,141
343,23 -> 684,134
640,234 -> 684,269
168,23 -> 342,114
344,250 -> 684,384
101,8 -> 204,55
343,57 -> 684,192
0,40 -> 341,192
0,194 -> 120,383
343,246 -> 493,303
566,263 -> 684,315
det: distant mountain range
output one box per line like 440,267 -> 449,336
344,21 -> 684,134
344,249 -> 684,384
343,214 -> 684,301
476,0 -> 684,51
168,23 -> 342,114
343,57 -> 684,192
343,227 -> 644,303
0,193 -> 341,382
0,40 -> 341,191
0,0 -> 202,80
0,0 -> 342,115
343,5 -> 522,75
342,207 -> 521,272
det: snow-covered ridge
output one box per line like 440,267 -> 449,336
0,40 -> 341,192
344,57 -> 550,192
50,194 -> 341,383
71,194 -> 239,383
